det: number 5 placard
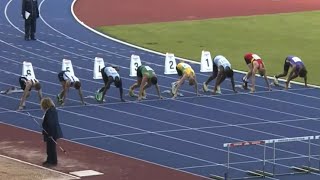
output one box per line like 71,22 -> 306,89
22,61 -> 36,79
62,59 -> 75,76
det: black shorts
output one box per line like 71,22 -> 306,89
114,78 -> 122,88
283,59 -> 290,72
176,66 -> 183,76
212,64 -> 219,74
100,67 -> 109,84
137,66 -> 143,78
19,77 -> 30,91
58,71 -> 65,82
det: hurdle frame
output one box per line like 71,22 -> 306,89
210,135 -> 320,180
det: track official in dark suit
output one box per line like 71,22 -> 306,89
41,97 -> 63,167
22,0 -> 39,40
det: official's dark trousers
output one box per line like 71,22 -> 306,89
24,18 -> 36,39
46,138 -> 57,164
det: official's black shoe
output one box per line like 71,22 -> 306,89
42,161 -> 49,166
30,37 -> 36,40
24,36 -> 30,41
42,161 -> 57,167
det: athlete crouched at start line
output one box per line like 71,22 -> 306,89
95,66 -> 125,102
18,75 -> 42,111
57,71 -> 85,106
129,65 -> 162,101
171,62 -> 199,99
203,55 -> 237,94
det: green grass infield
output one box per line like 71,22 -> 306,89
97,11 -> 320,85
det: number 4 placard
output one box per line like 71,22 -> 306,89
200,50 -> 213,72
93,57 -> 105,79
164,53 -> 177,74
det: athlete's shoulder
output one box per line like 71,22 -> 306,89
177,62 -> 184,66
214,55 -> 224,60
286,55 -> 295,60
176,62 -> 183,68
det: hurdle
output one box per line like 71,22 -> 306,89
210,140 -> 266,180
298,135 -> 320,173
210,135 -> 320,180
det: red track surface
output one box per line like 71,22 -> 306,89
0,123 -> 206,180
74,0 -> 320,27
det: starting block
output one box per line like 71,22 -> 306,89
271,78 -> 291,88
200,50 -> 213,72
0,87 -> 24,94
93,57 -> 105,79
202,87 -> 222,94
235,84 -> 247,90
128,90 -> 147,99
270,82 -> 291,89
22,61 -> 36,79
62,59 -> 75,76
164,53 -> 177,75
206,86 -> 221,94
129,55 -> 142,77
84,95 -> 106,102
162,90 -> 184,97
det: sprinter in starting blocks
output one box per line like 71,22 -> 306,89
171,62 -> 199,99
202,55 -> 237,95
95,65 -> 125,103
18,61 -> 43,110
129,65 -> 163,101
273,56 -> 307,90
57,59 -> 86,106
